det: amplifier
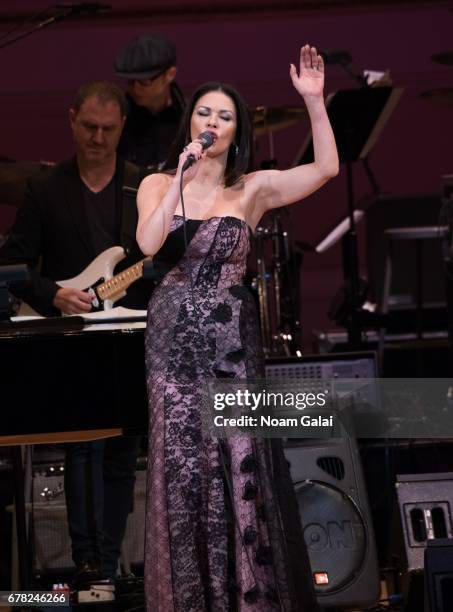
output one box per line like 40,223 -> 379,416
32,469 -> 71,571
31,466 -> 146,572
396,472 -> 453,572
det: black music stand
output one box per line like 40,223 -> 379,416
294,86 -> 403,348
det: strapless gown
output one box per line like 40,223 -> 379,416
144,215 -> 319,612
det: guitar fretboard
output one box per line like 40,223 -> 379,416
97,260 -> 145,300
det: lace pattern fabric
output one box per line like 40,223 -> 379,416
144,216 -> 319,612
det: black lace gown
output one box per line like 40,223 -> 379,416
144,215 -> 319,612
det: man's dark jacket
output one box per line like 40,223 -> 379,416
118,82 -> 185,169
0,157 -> 150,316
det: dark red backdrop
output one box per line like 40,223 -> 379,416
1,1 -> 451,348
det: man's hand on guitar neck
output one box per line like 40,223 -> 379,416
53,287 -> 93,315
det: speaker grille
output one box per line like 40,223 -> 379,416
317,456 -> 345,481
294,481 -> 366,593
33,474 -> 72,570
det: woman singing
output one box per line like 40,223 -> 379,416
137,44 -> 339,612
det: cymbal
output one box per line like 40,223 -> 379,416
431,52 -> 453,66
0,160 -> 54,206
252,106 -> 306,136
420,87 -> 453,106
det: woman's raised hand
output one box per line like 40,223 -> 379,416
290,44 -> 325,99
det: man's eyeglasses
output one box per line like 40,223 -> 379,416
126,69 -> 167,87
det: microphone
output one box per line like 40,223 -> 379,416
55,3 -> 112,14
182,131 -> 217,171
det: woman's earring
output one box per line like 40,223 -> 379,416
232,143 -> 239,156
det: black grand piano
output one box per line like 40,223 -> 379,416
0,317 -> 148,588
0,318 -> 148,443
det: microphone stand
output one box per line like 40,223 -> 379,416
0,4 -> 110,51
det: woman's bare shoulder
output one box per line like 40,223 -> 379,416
243,171 -> 258,185
137,173 -> 174,215
140,172 -> 173,189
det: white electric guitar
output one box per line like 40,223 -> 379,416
19,246 -> 150,316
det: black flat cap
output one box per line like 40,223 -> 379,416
114,34 -> 176,80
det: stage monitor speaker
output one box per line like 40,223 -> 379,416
284,436 -> 380,609
31,467 -> 146,572
267,352 -> 380,607
424,539 -> 453,612
396,472 -> 453,572
285,435 -> 379,608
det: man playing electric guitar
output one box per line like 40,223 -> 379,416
0,81 -> 151,589
19,246 -> 149,316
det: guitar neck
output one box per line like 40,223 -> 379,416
96,258 -> 147,301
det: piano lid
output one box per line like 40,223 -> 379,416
0,323 -> 148,441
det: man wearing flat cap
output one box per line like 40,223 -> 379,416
115,34 -> 185,170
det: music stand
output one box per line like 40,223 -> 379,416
294,86 -> 403,348
296,210 -> 364,254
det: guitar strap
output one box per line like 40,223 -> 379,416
119,161 -> 145,254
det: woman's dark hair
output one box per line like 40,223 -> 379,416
163,81 -> 253,187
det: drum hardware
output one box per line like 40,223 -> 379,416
250,105 -> 307,356
252,106 -> 306,137
252,211 -> 302,357
252,105 -> 306,178
254,225 -> 272,353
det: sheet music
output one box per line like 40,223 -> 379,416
11,306 -> 147,323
